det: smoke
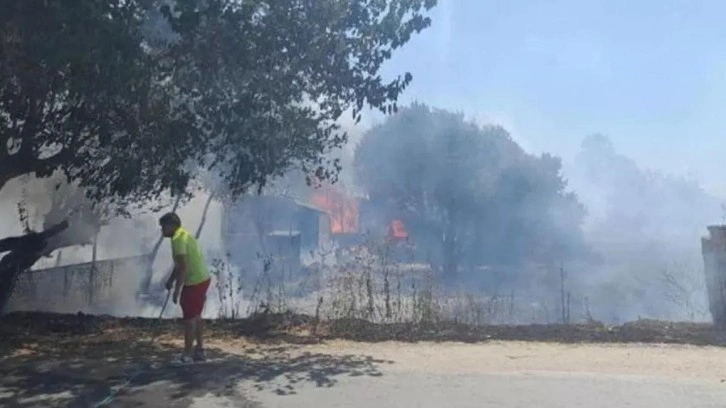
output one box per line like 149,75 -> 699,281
0,171 -> 230,317
1,116 -> 718,324
563,134 -> 715,322
342,106 -> 717,324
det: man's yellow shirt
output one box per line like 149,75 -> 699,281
171,227 -> 210,286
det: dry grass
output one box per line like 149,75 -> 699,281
6,236 -> 713,345
3,310 -> 726,353
230,238 -> 586,329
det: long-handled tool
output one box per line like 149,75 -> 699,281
148,289 -> 171,342
158,289 -> 171,320
92,289 -> 171,408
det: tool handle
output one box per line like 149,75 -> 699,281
158,290 -> 171,320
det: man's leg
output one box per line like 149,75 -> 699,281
195,316 -> 204,349
193,280 -> 210,361
183,318 -> 195,357
180,286 -> 196,361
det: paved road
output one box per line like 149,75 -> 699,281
120,341 -> 726,408
5,341 -> 726,407
240,371 -> 726,408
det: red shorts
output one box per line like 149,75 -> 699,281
180,279 -> 210,320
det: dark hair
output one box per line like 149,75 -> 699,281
159,212 -> 182,228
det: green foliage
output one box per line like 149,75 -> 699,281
0,0 -> 437,205
0,1 -> 177,201
354,104 -> 586,276
0,0 -> 435,311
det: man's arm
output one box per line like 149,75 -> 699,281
170,232 -> 188,302
165,267 -> 177,290
172,255 -> 187,302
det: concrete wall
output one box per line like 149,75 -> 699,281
701,226 -> 726,326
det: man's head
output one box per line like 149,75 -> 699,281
159,212 -> 182,238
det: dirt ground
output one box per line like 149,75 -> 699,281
3,312 -> 726,407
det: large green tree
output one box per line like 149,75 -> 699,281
0,0 -> 436,312
354,104 -> 586,278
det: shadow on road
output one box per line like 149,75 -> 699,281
0,332 -> 387,408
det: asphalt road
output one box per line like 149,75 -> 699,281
6,341 -> 726,407
118,341 -> 726,408
240,371 -> 726,408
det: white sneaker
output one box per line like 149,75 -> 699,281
193,347 -> 206,362
171,354 -> 194,365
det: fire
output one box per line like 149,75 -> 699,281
389,219 -> 408,240
310,185 -> 359,234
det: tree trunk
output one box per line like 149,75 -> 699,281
0,221 -> 69,314
195,193 -> 215,239
88,231 -> 99,305
442,222 -> 459,279
441,204 -> 461,280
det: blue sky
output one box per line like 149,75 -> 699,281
377,0 -> 726,195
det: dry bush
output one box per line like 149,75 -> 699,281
246,255 -> 290,316
205,234 -> 611,330
318,236 -> 445,326
659,264 -> 709,321
247,234 -> 570,328
210,256 -> 243,319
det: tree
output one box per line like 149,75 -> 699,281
354,104 -> 586,278
155,0 -> 439,194
0,0 -> 436,312
0,1 -> 183,198
571,134 -> 720,242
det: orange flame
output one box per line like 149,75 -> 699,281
389,219 -> 408,240
311,185 -> 359,234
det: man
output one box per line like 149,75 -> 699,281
160,212 -> 211,364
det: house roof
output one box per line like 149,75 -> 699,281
292,200 -> 330,214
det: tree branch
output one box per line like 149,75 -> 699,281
0,220 -> 69,254
0,220 -> 69,314
0,147 -> 71,192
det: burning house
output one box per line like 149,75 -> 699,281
221,195 -> 330,275
221,183 -> 415,273
310,184 -> 363,248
